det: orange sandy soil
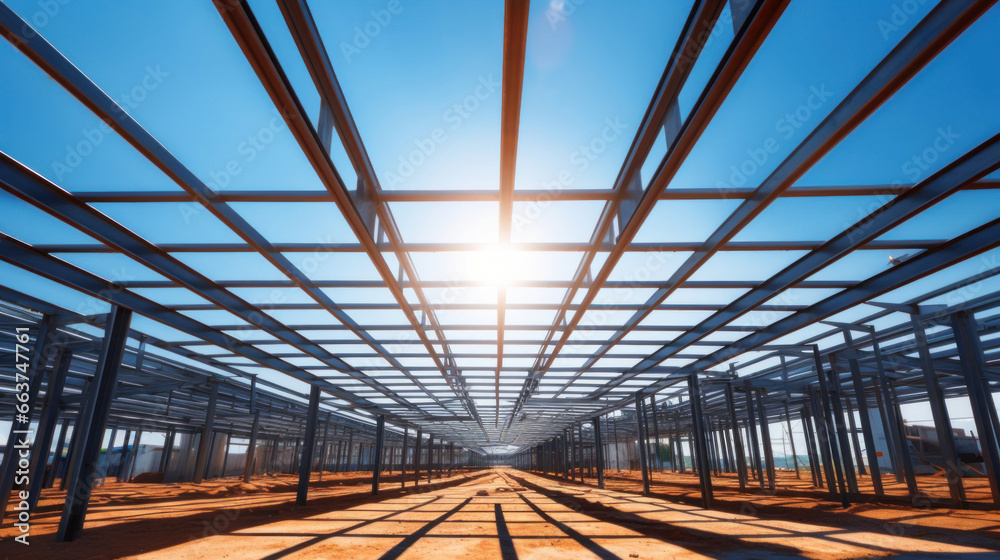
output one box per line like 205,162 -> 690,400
0,467 -> 997,559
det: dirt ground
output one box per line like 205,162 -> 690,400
1,467 -> 998,559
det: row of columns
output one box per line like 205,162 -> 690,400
510,309 -> 1000,512
0,305 -> 488,541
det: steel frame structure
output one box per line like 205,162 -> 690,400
1,0 -> 1000,538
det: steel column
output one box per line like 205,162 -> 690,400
296,385 -> 321,505
27,348 -> 72,511
192,380 -> 219,484
635,394 -> 651,495
372,415 -> 385,495
951,311 -> 1000,504
688,375 -> 713,509
56,306 -> 132,542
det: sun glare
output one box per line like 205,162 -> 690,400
470,244 -> 516,287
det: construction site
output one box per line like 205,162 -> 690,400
2,0 -> 1000,558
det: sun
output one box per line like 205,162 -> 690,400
470,244 -> 516,287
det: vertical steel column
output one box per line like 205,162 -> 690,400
756,391 -> 776,494
27,347 -> 72,511
725,383 -> 747,492
568,427 -> 576,479
244,412 -> 260,483
782,401 -> 800,479
296,385 -> 321,505
826,359 -> 859,495
688,374 -> 713,509
372,415 -> 385,495
345,429 -> 354,473
674,411 -> 685,473
317,414 -> 330,480
844,340 -> 885,497
813,347 -> 849,507
844,397 -> 867,477
0,315 -> 53,521
635,394 -> 651,495
871,331 -> 908,485
779,357 -> 801,479
951,311 -> 1000,504
56,306 -> 132,542
743,382 -> 763,487
801,406 -> 821,487
808,385 -> 841,499
449,442 -> 454,477
117,429 -> 133,482
46,419 -> 71,488
160,428 -> 175,475
426,434 -> 434,483
561,433 -> 569,477
413,428 -> 422,485
192,379 -> 219,484
650,395 -> 662,472
593,416 -> 605,489
401,426 -> 409,488
720,418 -> 733,474
220,432 -> 231,478
909,315 -> 965,505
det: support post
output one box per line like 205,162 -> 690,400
725,383 -> 747,492
426,434 -> 434,484
0,315 -> 53,521
744,381 -> 764,487
844,335 -> 885,496
951,311 -> 1000,505
413,428 -> 422,485
756,391 -> 776,494
401,426 -> 409,488
688,375 -> 713,509
650,395 -> 662,472
593,416 -> 605,489
812,346 -> 849,507
372,415 -> 385,495
56,306 -> 132,542
635,394 -> 651,495
296,385 -> 321,505
192,379 -> 219,484
243,412 -> 260,483
28,348 -> 72,510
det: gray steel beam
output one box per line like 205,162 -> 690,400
755,391 -> 776,494
744,382 -> 763,487
725,383 -> 747,492
56,306 -> 131,542
951,311 -> 1000,504
844,334 -> 885,496
635,395 -> 651,495
297,385 -> 321,505
0,314 -> 52,523
372,415 -> 385,495
192,380 -> 218,484
244,412 -> 261,483
826,360 -> 859,495
688,375 -> 713,508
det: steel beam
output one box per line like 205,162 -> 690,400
635,395 -> 651,495
192,380 -> 218,484
56,306 -> 132,542
372,415 -> 385,495
688,375 -> 713,508
951,311 -> 1000,504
